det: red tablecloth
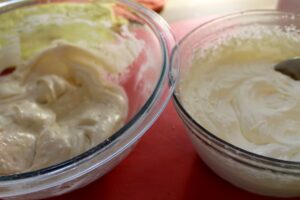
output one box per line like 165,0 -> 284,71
50,18 -> 298,200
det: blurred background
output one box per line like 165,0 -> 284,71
161,0 -> 277,22
139,0 -> 300,22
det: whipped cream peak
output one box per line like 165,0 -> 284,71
180,24 -> 300,161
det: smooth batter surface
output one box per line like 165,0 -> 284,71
180,25 -> 300,161
0,3 -> 142,175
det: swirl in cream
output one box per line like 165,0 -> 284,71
180,25 -> 300,161
0,43 -> 130,174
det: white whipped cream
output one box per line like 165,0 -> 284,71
180,25 -> 300,161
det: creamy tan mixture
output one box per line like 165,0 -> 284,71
0,3 -> 142,175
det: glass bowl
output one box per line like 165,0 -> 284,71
0,0 -> 177,199
172,10 -> 300,197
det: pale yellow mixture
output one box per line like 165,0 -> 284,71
0,3 -> 142,175
180,25 -> 300,161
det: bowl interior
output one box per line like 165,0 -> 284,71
0,0 -> 167,179
173,10 -> 300,167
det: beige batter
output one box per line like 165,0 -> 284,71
0,3 -> 143,175
0,43 -> 129,174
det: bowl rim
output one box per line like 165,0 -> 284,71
0,0 -> 172,181
172,9 -> 300,169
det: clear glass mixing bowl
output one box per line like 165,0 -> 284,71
172,10 -> 300,197
0,0 -> 178,199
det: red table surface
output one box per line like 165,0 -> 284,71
50,18 -> 299,200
